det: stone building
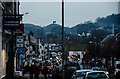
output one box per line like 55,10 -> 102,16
0,1 -> 21,78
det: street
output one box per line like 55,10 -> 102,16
15,73 -> 53,79
23,73 -> 44,79
0,1 -> 120,79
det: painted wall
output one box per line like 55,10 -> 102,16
0,2 -> 3,78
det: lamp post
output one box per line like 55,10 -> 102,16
62,0 -> 65,79
21,12 -> 29,23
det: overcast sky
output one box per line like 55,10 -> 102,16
20,2 -> 118,27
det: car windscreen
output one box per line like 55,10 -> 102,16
76,71 -> 88,77
87,72 -> 107,78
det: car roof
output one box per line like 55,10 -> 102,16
76,69 -> 93,72
86,70 -> 106,73
85,70 -> 109,78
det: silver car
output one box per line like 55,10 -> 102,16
71,69 -> 93,79
84,71 -> 109,79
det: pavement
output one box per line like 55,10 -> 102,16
1,73 -> 53,79
23,73 -> 44,79
0,67 -> 6,79
23,73 -> 52,79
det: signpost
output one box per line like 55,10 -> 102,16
16,47 -> 25,70
16,36 -> 24,47
3,14 -> 22,30
17,47 -> 25,54
16,35 -> 25,70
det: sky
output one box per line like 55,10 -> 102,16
20,1 -> 119,27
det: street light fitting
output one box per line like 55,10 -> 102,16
24,12 -> 29,15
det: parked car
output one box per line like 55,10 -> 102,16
14,71 -> 23,76
91,66 -> 109,74
71,69 -> 93,79
84,71 -> 109,79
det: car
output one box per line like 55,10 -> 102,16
14,71 -> 23,76
84,71 -> 109,79
82,65 -> 91,69
71,69 -> 93,79
92,66 -> 107,71
91,67 -> 99,70
92,66 -> 109,75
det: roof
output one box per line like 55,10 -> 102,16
112,32 -> 120,41
101,34 -> 114,44
101,32 -> 120,44
86,70 -> 107,73
76,69 -> 93,72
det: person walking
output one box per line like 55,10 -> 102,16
29,62 -> 34,79
33,62 -> 40,79
42,65 -> 49,79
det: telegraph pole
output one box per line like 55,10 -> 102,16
62,0 -> 64,79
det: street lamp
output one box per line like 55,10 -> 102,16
21,12 -> 29,23
62,0 -> 65,79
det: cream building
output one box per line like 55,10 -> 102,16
0,1 -> 4,78
0,0 -> 20,78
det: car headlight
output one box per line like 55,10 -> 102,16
105,71 -> 109,74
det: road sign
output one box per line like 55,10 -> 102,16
16,36 -> 24,47
17,47 -> 25,54
3,14 -> 22,30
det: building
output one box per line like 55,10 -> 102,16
100,32 -> 120,67
0,1 -> 4,78
0,1 -> 21,78
100,33 -> 120,58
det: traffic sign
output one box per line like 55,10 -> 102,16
17,47 -> 25,54
16,36 -> 24,47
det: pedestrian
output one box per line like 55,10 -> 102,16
33,62 -> 40,79
42,65 -> 49,79
29,62 -> 34,79
23,61 -> 29,76
39,63 -> 42,74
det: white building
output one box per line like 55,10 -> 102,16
38,39 -> 44,60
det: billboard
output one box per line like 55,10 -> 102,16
13,24 -> 24,33
68,51 -> 83,63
